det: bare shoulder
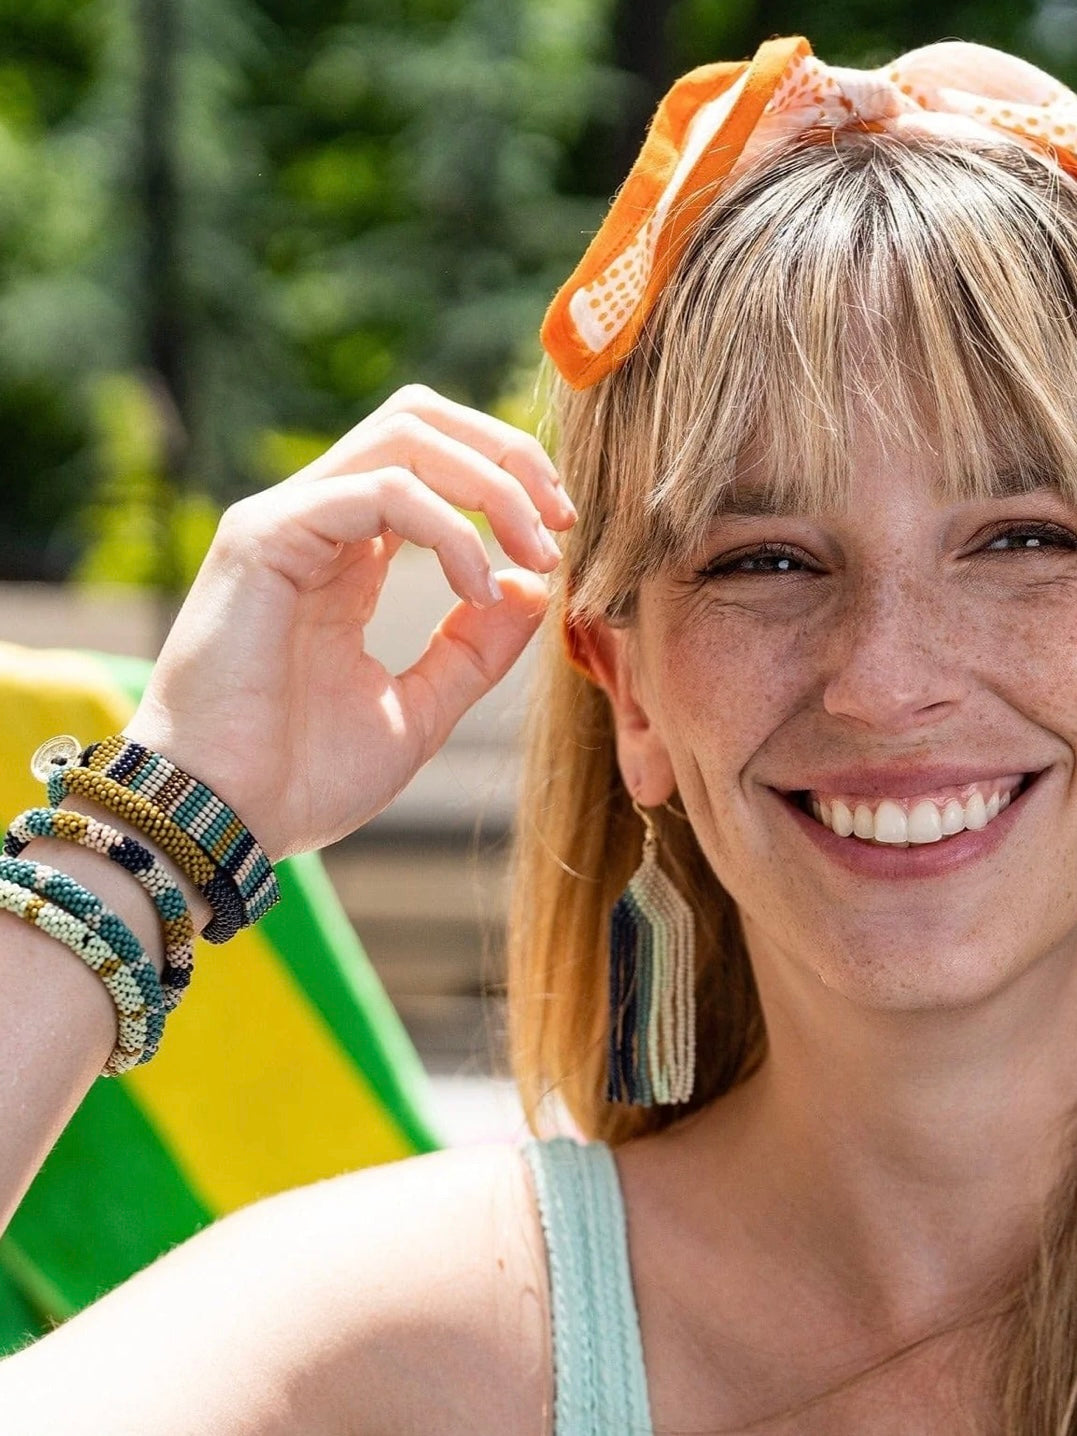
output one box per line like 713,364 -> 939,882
0,1144 -> 552,1436
320,1141 -> 553,1435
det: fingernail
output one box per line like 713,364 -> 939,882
481,572 -> 505,606
538,528 -> 562,564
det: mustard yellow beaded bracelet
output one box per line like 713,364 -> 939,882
51,768 -> 216,888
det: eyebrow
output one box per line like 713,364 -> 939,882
987,470 -> 1062,499
711,471 -> 1063,519
713,486 -> 796,518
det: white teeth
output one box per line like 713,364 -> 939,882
941,799 -> 965,835
873,800 -> 908,844
964,792 -> 988,830
831,799 -> 854,837
804,779 -> 1024,845
907,800 -> 943,844
853,803 -> 874,838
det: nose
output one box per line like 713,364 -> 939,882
819,570 -> 970,733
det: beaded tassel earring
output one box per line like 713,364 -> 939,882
607,800 -> 696,1105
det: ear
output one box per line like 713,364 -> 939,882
568,616 -> 677,807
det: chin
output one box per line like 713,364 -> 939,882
800,926 -> 1064,1016
743,903 -> 1068,1018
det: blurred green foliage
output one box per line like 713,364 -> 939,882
0,0 -> 614,584
74,372 -> 220,587
0,0 -> 1071,587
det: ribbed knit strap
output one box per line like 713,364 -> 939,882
521,1136 -> 653,1436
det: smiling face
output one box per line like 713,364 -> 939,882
611,433 -> 1077,1012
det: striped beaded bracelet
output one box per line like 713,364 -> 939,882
0,854 -> 166,1055
2,807 -> 193,1011
0,875 -> 159,1073
41,735 -> 279,943
48,767 -> 243,944
83,735 -> 278,921
46,767 -> 215,885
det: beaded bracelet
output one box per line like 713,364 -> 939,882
4,807 -> 194,1010
41,736 -> 280,944
46,767 -> 215,884
0,876 -> 155,1074
0,854 -> 166,1055
46,766 -> 243,945
82,736 -> 278,923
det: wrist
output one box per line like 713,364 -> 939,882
121,707 -> 276,862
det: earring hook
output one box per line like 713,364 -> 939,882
631,797 -> 688,828
630,797 -> 659,858
630,796 -> 655,828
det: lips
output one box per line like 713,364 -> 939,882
770,768 -> 1048,878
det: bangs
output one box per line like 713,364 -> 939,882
561,131 -> 1077,622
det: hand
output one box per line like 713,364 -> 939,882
123,385 -> 575,860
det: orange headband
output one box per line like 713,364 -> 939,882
541,36 -> 1077,390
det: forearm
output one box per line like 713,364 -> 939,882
0,796 -> 212,1234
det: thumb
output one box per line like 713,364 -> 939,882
397,568 -> 549,758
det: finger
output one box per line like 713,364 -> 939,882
324,413 -> 566,573
308,384 -> 576,531
379,386 -> 576,529
397,569 -> 549,760
262,468 -> 505,609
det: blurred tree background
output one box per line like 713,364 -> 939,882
0,0 -> 1071,590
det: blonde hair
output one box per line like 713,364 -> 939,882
507,131 -> 1077,1432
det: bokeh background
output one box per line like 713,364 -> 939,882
0,0 -> 1073,1139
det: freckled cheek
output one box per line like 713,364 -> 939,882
975,597 -> 1077,730
653,621 -> 812,770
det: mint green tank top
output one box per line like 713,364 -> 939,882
521,1136 -> 654,1436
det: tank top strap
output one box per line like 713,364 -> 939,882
521,1135 -> 654,1436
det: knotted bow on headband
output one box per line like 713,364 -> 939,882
541,36 -> 1077,390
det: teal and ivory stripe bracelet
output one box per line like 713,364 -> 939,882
0,853 -> 166,1054
81,735 -> 279,923
0,877 -> 154,1074
4,807 -> 194,1011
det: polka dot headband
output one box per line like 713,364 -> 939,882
541,35 -> 1077,390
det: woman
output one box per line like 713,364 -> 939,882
2,32 -> 1077,1434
